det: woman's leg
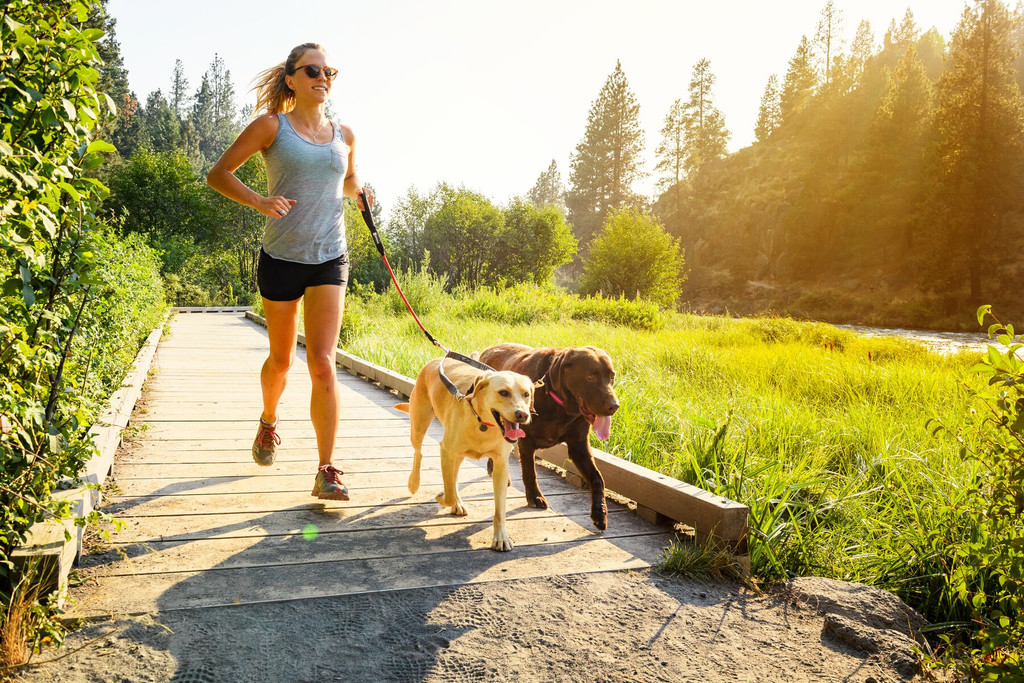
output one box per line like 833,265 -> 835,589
260,297 -> 301,424
301,283 -> 345,467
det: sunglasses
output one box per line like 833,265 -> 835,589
290,64 -> 338,81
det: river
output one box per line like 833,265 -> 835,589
838,324 -> 998,356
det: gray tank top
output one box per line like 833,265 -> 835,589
261,113 -> 348,264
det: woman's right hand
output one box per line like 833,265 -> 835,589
257,195 -> 297,218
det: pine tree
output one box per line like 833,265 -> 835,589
869,45 -> 933,254
815,1 -> 844,89
527,160 -> 566,211
933,0 -> 1024,302
655,99 -> 686,191
82,0 -> 131,152
191,73 -> 215,168
780,36 -> 818,122
190,55 -> 239,172
142,89 -> 183,153
851,20 -> 876,78
884,8 -> 919,49
683,59 -> 730,174
754,75 -> 782,141
566,61 -> 645,245
171,59 -> 191,119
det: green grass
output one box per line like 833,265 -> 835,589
338,282 -> 984,624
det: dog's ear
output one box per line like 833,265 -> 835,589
465,372 -> 491,400
528,380 -> 541,414
547,349 -> 571,397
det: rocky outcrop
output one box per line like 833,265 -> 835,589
790,577 -> 928,679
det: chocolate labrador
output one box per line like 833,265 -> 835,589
478,343 -> 619,530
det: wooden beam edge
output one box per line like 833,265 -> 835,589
12,315 -> 168,602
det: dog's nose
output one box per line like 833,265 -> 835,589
514,410 -> 529,423
606,401 -> 619,415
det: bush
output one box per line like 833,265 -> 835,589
579,208 -> 686,309
383,261 -> 447,317
73,229 -> 166,397
0,0 -> 166,665
929,307 -> 1024,679
453,284 -> 664,330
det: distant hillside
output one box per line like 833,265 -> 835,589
655,7 -> 1024,331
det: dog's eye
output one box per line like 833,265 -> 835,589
499,390 -> 510,397
586,374 -> 596,381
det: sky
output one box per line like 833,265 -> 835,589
107,0 -> 973,220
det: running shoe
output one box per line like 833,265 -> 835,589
252,418 -> 280,466
312,464 -> 349,500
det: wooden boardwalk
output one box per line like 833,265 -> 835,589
69,312 -> 674,618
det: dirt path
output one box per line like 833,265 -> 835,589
19,570 -> 925,682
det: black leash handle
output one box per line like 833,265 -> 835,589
358,192 -> 386,258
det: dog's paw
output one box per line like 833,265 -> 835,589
436,492 -> 468,516
592,504 -> 608,531
491,528 -> 514,552
528,494 -> 549,510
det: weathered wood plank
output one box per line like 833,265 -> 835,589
70,531 -> 664,617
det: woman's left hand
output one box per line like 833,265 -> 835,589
357,187 -> 374,211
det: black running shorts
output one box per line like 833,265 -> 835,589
257,249 -> 349,302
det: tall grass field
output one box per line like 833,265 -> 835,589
326,275 -> 991,628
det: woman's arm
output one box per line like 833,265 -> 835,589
207,114 -> 295,218
340,125 -> 373,211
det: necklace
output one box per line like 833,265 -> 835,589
295,115 -> 327,143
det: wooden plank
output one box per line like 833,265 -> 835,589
83,516 -> 659,578
101,506 -> 630,545
68,530 -> 666,617
103,487 -> 594,518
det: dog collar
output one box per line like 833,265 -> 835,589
541,369 -> 566,407
466,396 -> 497,430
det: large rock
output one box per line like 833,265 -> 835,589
790,577 -> 928,679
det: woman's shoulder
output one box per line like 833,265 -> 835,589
251,112 -> 282,132
237,113 -> 281,151
336,122 -> 355,145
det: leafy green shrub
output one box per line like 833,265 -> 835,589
928,307 -> 1024,679
0,0 -> 166,663
454,284 -> 664,330
73,229 -> 166,397
384,262 -> 447,317
579,208 -> 686,309
747,317 -> 803,344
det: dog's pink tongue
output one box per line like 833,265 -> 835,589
504,423 -> 526,440
592,415 -> 612,441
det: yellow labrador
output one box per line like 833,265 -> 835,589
395,357 -> 538,551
